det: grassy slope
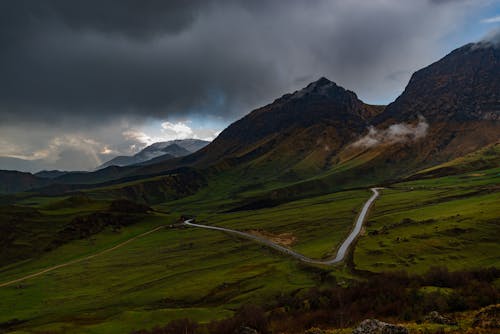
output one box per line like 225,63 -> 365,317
1,224 -> 309,333
0,188 -> 367,333
196,189 -> 369,259
0,149 -> 499,332
354,167 -> 500,273
416,141 -> 500,177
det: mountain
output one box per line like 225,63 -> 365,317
138,78 -> 384,178
352,41 -> 500,169
34,170 -> 73,179
129,41 -> 499,206
0,170 -> 51,194
98,139 -> 209,169
2,42 -> 498,197
412,141 -> 500,179
197,77 -> 381,165
377,42 -> 499,123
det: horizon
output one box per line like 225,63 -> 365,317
0,3 -> 499,333
1,1 -> 500,172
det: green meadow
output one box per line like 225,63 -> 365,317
0,188 -> 365,333
354,167 -> 500,273
0,166 -> 498,332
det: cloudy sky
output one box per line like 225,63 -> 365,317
1,0 -> 499,172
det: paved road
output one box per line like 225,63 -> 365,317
0,188 -> 381,287
184,187 -> 382,265
0,226 -> 165,288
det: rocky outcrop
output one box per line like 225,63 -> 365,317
424,311 -> 457,325
377,43 -> 500,124
172,77 -> 383,172
472,304 -> 500,329
352,319 -> 408,334
235,326 -> 259,334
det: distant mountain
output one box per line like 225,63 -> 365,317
0,170 -> 51,194
98,139 -> 209,169
2,41 -> 498,197
34,170 -> 73,179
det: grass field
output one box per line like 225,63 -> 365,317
354,167 -> 500,273
0,188 -> 368,333
0,164 -> 498,333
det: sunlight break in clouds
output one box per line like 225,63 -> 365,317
161,121 -> 195,140
123,121 -> 220,149
352,116 -> 429,148
161,121 -> 220,141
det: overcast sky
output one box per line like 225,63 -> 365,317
1,0 -> 499,172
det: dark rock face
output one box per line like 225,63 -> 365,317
377,43 -> 500,124
425,311 -> 457,325
190,77 -> 383,169
361,42 -> 500,170
126,43 -> 500,184
352,319 -> 408,334
214,77 -> 373,152
472,304 -> 500,328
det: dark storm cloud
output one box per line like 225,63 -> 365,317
0,0 -> 488,126
0,0 -> 207,41
0,0 -> 288,124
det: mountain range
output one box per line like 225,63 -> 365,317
0,40 -> 498,196
97,139 -> 209,169
1,37 -> 499,334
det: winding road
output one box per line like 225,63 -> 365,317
184,187 -> 382,265
0,188 -> 381,288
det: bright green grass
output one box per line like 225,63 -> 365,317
0,223 -> 319,333
354,169 -> 500,274
1,163 -> 498,333
0,215 -> 168,282
0,189 -> 366,333
195,189 -> 369,259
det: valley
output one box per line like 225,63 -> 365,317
0,36 -> 498,334
0,165 -> 498,333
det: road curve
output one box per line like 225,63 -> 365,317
0,188 -> 381,287
184,187 -> 382,265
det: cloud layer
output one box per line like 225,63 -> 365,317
352,116 -> 429,148
0,0 -> 489,124
0,0 -> 496,171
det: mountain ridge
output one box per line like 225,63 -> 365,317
1,40 -> 499,195
97,139 -> 209,169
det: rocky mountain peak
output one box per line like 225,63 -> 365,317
290,77 -> 357,102
377,40 -> 500,124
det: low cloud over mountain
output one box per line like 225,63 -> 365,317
352,116 -> 429,148
0,1 -> 498,170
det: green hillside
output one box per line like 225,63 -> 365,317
0,156 -> 498,333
